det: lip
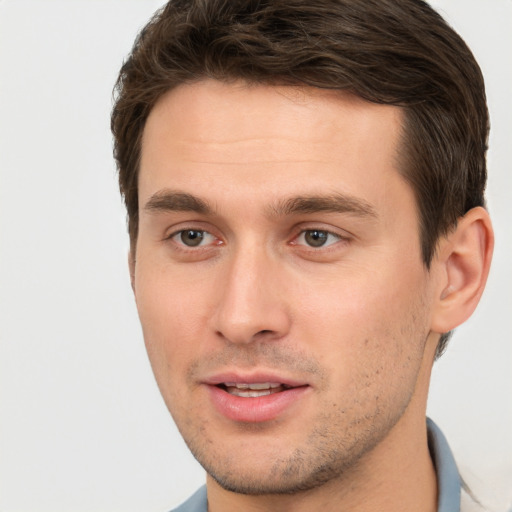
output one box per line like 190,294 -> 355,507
204,371 -> 308,388
203,372 -> 311,423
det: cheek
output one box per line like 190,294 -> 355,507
134,268 -> 212,423
297,265 -> 416,330
294,262 -> 430,379
134,263 -> 208,379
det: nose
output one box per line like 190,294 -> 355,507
211,245 -> 291,345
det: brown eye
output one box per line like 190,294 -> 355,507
304,230 -> 329,247
179,230 -> 206,247
293,229 -> 343,249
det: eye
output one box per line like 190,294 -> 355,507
171,229 -> 217,247
295,229 -> 342,248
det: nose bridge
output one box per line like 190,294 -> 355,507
212,239 -> 290,344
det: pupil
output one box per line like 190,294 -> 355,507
181,230 -> 204,247
305,230 -> 328,247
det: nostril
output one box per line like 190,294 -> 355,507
253,329 -> 278,341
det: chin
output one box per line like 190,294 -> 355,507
190,431 -> 373,497
206,457 -> 356,496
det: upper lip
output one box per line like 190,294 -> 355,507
202,371 -> 308,388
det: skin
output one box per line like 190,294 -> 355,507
131,80 -> 493,512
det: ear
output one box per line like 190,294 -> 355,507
431,206 -> 494,334
128,251 -> 136,294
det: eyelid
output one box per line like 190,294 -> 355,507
163,222 -> 223,248
290,221 -> 353,242
171,229 -> 217,247
292,229 -> 345,248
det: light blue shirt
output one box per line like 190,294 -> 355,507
171,418 -> 462,512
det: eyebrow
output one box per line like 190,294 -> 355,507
143,189 -> 377,219
144,190 -> 213,214
268,194 -> 377,219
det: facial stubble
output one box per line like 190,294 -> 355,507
169,321 -> 431,497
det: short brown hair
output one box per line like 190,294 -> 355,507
112,0 -> 489,356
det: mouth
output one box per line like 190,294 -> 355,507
217,382 -> 293,398
204,374 -> 310,422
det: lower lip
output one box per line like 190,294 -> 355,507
206,385 -> 310,423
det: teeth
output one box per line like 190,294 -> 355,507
224,382 -> 282,390
222,382 -> 286,397
229,388 -> 274,397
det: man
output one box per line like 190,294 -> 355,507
111,1 -> 494,510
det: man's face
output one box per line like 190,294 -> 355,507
134,80 -> 440,494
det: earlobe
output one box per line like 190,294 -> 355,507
431,207 -> 494,334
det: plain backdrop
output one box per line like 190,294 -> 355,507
0,1 -> 511,511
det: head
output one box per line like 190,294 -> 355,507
111,0 -> 493,499
112,0 -> 489,358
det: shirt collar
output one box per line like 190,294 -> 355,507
427,417 -> 462,512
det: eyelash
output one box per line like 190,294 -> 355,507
168,229 -> 220,248
291,229 -> 344,249
167,227 -> 347,251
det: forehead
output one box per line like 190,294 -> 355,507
139,80 -> 409,214
142,80 -> 403,156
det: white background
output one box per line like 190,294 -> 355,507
0,1 -> 510,511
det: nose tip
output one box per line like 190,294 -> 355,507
213,297 -> 290,345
